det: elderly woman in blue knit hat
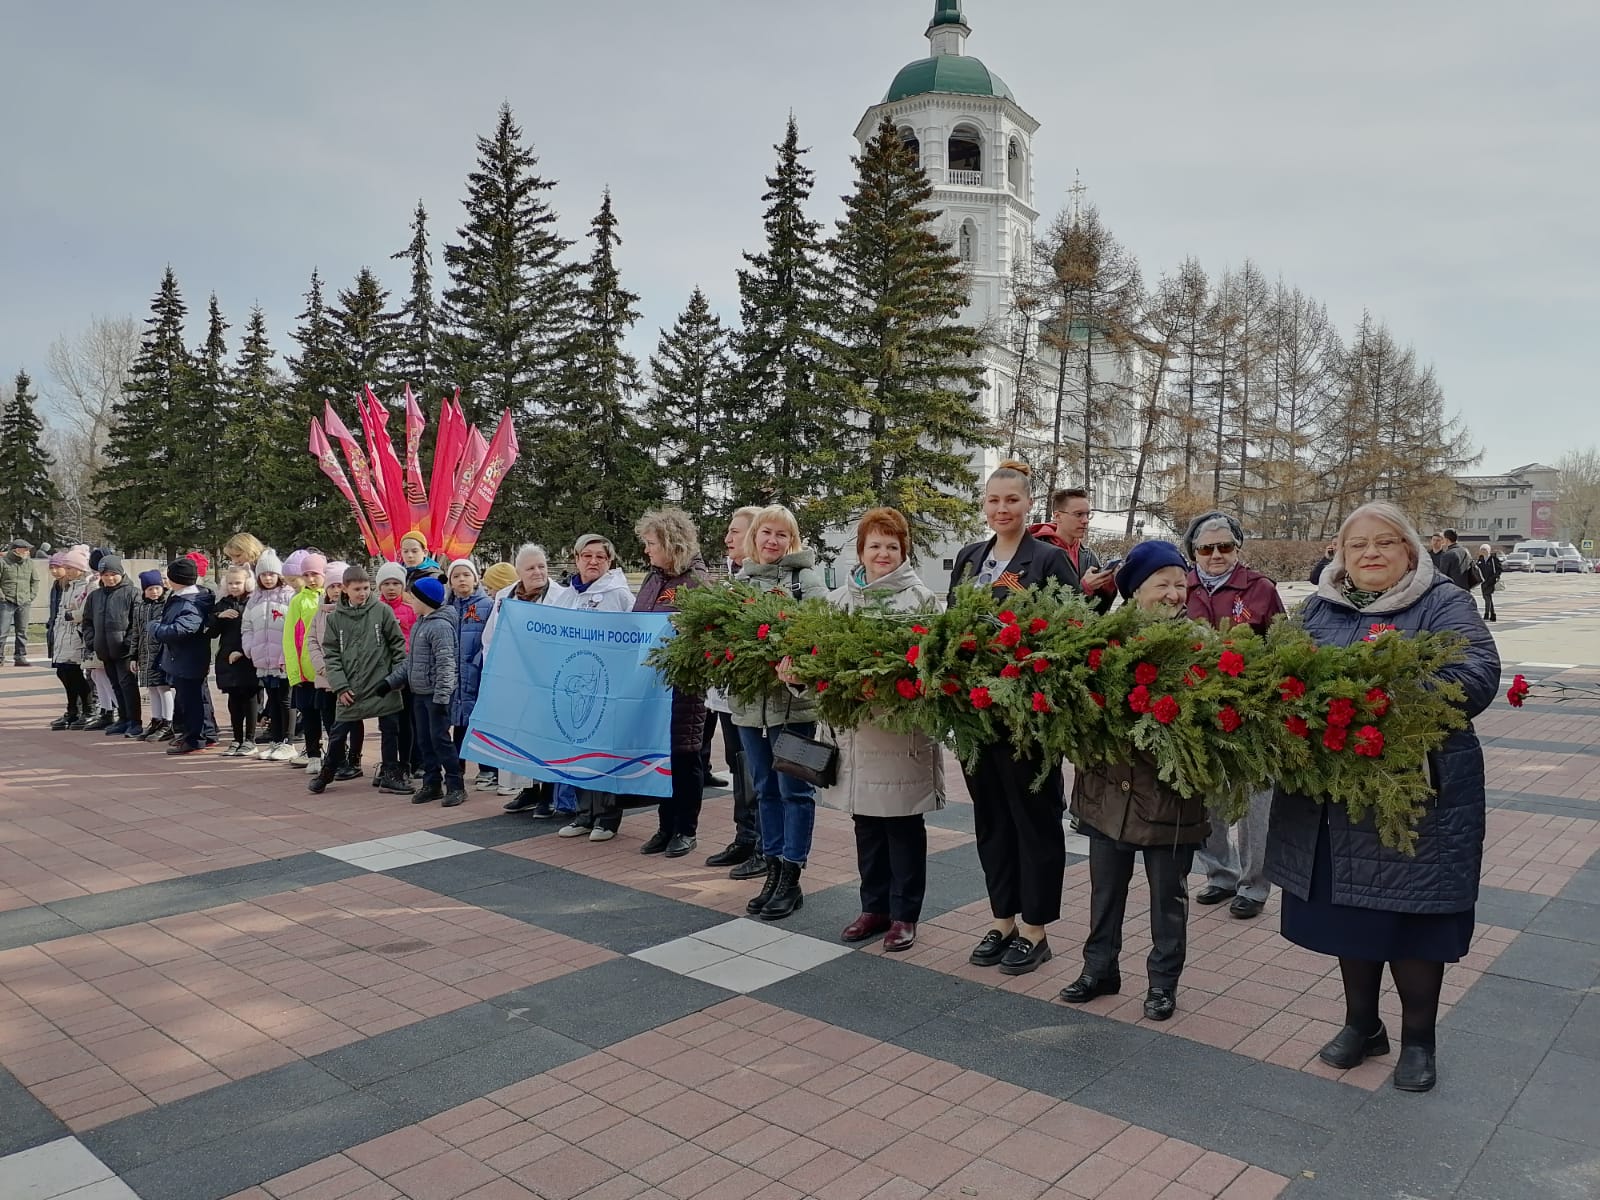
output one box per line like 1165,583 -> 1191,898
1060,540 -> 1211,1022
1181,510 -> 1287,920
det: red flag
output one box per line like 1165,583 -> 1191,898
309,418 -> 380,556
402,384 -> 430,534
325,402 -> 395,557
441,410 -> 518,561
443,425 -> 489,549
427,392 -> 466,549
365,386 -> 410,547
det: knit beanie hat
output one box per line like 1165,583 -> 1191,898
48,552 -> 66,569
409,575 -> 447,609
401,529 -> 430,552
446,557 -> 480,582
89,548 -> 105,571
301,552 -> 328,577
483,562 -> 517,594
167,558 -> 200,587
323,560 -> 349,587
256,548 -> 284,579
185,550 -> 210,579
139,569 -> 164,589
1116,540 -> 1189,600
375,561 -> 407,587
98,553 -> 126,576
282,550 -> 308,577
1181,511 -> 1245,560
60,546 -> 91,572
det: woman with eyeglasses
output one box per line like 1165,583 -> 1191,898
948,460 -> 1078,976
1265,502 -> 1498,1093
1181,512 -> 1287,920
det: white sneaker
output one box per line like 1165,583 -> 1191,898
496,784 -> 517,797
557,821 -> 592,838
237,741 -> 258,757
221,742 -> 243,758
304,756 -> 321,774
266,743 -> 295,761
588,827 -> 617,843
474,775 -> 499,791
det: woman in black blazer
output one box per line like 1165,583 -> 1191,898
948,460 -> 1076,975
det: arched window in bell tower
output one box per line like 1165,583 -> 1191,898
948,124 -> 982,177
959,219 -> 976,263
899,126 -> 921,166
1007,137 -> 1025,194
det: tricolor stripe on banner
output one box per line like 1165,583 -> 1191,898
470,731 -> 672,781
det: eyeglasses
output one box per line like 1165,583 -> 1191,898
1055,508 -> 1092,520
1345,537 -> 1405,553
1195,542 -> 1237,556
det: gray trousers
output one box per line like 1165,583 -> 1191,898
0,600 -> 28,662
1196,786 -> 1273,901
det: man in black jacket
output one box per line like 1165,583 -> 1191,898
1435,530 -> 1476,589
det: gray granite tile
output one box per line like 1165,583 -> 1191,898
426,812 -> 567,848
385,846 -> 553,891
492,957 -> 730,1048
1505,1051 -> 1600,1147
1558,867 -> 1600,905
1488,932 -> 1600,990
1472,884 -> 1549,931
1442,973 -> 1582,1050
1284,1099 -> 1498,1199
1553,994 -> 1600,1061
1527,898 -> 1600,944
0,1065 -> 68,1156
453,867 -> 727,952
365,1025 -> 591,1123
313,1000 -> 518,1087
0,906 -> 79,953
1457,1124 -> 1600,1200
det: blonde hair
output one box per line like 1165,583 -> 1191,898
635,507 -> 701,576
222,532 -> 264,565
987,458 -> 1033,495
221,565 -> 256,593
730,505 -> 762,526
742,504 -> 804,564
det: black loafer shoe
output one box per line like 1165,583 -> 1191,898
664,835 -> 696,858
640,830 -> 672,855
705,842 -> 753,868
1318,1024 -> 1391,1069
1229,896 -> 1265,919
1143,987 -> 1177,1021
1194,885 -> 1235,906
969,929 -> 1017,967
998,936 -> 1052,976
503,788 -> 543,812
1059,973 -> 1122,1003
1392,1044 -> 1437,1092
729,853 -> 769,881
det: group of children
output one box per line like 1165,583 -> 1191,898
45,530 -> 514,810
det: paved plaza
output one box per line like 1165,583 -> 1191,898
2,575 -> 1598,1200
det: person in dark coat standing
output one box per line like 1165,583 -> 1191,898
207,566 -> 260,755
151,557 -> 216,755
1182,511 -> 1288,920
1309,540 -> 1338,585
1265,501 -> 1499,1093
81,554 -> 141,735
130,570 -> 173,741
948,460 -> 1079,977
1061,540 -> 1211,1021
632,508 -> 712,860
1475,543 -> 1502,621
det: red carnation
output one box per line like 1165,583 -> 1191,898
1506,674 -> 1531,708
1185,665 -> 1208,687
757,623 -> 771,640
1015,645 -> 1032,661
911,624 -> 929,634
906,645 -> 921,665
1279,677 -> 1307,701
1135,662 -> 1159,686
941,679 -> 960,696
960,634 -> 979,652
1031,691 -> 1051,713
810,645 -> 819,655
1033,658 -> 1049,674
816,681 -> 829,693
1217,706 -> 1243,733
1368,622 -> 1398,638
1152,694 -> 1180,725
1326,697 -> 1357,728
1353,725 -> 1385,757
1109,639 -> 1121,648
1087,649 -> 1104,671
970,686 -> 993,709
996,624 -> 1024,648
895,679 -> 920,700
1090,692 -> 1106,708
1285,715 -> 1310,739
1029,618 -> 1050,634
1128,685 -> 1152,714
1323,724 -> 1348,752
1001,663 -> 1022,679
999,610 -> 1019,626
724,648 -> 735,662
704,651 -> 715,660
1365,688 -> 1392,717
1218,650 -> 1245,677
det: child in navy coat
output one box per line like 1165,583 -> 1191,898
151,558 -> 215,754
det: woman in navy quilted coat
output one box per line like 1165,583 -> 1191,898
1266,501 -> 1499,1094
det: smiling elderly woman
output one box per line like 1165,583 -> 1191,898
1265,502 -> 1499,1094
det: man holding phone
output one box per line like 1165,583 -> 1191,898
1033,488 -> 1117,614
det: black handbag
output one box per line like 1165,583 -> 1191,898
771,726 -> 838,788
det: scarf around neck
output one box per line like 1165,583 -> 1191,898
1196,563 -> 1236,594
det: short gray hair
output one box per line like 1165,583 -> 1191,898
514,543 -> 548,567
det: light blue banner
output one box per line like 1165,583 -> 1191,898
462,601 -> 675,798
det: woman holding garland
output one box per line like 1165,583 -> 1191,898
1265,501 -> 1499,1092
948,460 -> 1076,974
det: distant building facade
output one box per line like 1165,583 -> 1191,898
1448,463 -> 1558,547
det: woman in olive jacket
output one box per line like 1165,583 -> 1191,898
1061,541 -> 1209,1022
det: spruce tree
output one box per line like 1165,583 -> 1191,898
226,306 -> 290,545
726,116 -> 832,538
284,271 -> 356,552
813,116 -> 991,554
96,267 -> 195,555
0,369 -> 62,545
646,287 -> 732,531
541,191 -> 661,552
391,200 -> 440,403
177,295 -> 233,548
329,266 -> 401,401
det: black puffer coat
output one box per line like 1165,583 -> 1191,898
130,592 -> 169,686
206,594 -> 258,691
83,577 -> 138,663
1266,565 -> 1500,914
633,560 -> 710,753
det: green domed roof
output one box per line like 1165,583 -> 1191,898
886,55 -> 1013,103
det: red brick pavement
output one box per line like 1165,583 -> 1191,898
227,998 -> 1288,1200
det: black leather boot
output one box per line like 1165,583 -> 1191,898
84,709 -> 116,731
335,753 -> 363,781
306,749 -> 341,794
745,858 -> 783,915
50,706 -> 76,731
759,861 -> 804,921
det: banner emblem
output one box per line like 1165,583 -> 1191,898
553,651 -> 609,742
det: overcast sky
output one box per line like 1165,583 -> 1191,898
4,0 -> 1595,470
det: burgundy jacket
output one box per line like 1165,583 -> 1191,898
635,560 -> 711,754
1184,564 -> 1286,636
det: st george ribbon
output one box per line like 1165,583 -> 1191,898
463,601 -> 676,798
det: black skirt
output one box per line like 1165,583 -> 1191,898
1280,811 -> 1474,963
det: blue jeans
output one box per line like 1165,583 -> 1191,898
739,724 -> 817,865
